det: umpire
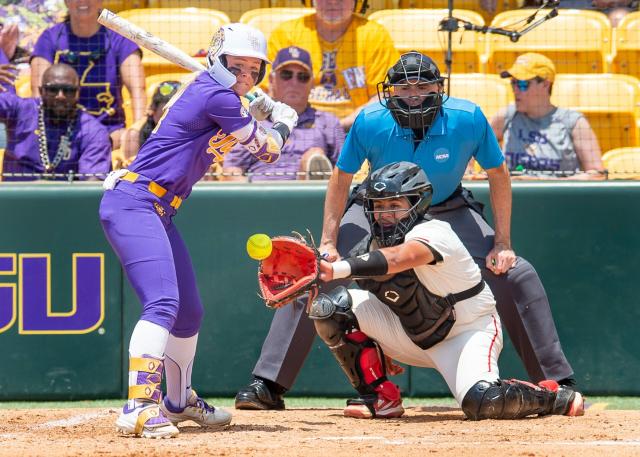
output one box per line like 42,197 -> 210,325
235,51 -> 576,410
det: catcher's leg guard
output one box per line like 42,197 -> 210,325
115,355 -> 179,438
461,379 -> 565,421
310,287 -> 403,419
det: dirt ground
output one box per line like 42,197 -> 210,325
1,406 -> 639,457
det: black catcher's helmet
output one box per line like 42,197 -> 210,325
364,162 -> 433,248
377,51 -> 448,135
301,0 -> 369,14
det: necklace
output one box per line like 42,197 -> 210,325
37,103 -> 75,173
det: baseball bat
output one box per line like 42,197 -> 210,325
97,9 -> 256,102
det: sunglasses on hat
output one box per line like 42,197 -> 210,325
278,69 -> 311,83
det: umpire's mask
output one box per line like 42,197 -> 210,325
377,52 -> 447,135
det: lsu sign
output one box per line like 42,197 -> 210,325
0,253 -> 104,335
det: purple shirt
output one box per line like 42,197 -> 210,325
0,93 -> 112,180
225,106 -> 344,181
0,49 -> 16,94
32,22 -> 140,131
129,72 -> 252,198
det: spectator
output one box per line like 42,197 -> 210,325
523,0 -> 638,27
0,63 -> 111,180
224,46 -> 344,181
267,0 -> 399,130
0,0 -> 66,54
490,53 -> 604,178
30,0 -> 146,149
0,28 -> 19,150
119,80 -> 182,167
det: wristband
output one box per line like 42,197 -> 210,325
345,250 -> 389,278
272,122 -> 291,144
331,261 -> 352,279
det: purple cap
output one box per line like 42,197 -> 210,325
272,46 -> 313,73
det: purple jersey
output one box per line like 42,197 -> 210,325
0,49 -> 16,94
225,106 -> 344,181
129,72 -> 252,198
0,93 -> 112,180
32,22 -> 140,131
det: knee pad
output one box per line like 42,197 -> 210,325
461,379 -> 555,420
309,285 -> 357,346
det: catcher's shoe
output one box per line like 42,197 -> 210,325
343,393 -> 405,419
538,380 -> 585,416
235,378 -> 286,410
115,402 -> 179,439
160,390 -> 232,427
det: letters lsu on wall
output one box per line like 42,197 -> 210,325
0,253 -> 104,335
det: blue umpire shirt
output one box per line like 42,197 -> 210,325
337,97 -> 505,205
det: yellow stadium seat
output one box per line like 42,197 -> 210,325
239,8 -> 313,41
102,0 -> 147,13
612,11 -> 640,80
398,0 -> 522,23
146,0 -> 268,21
368,9 -> 486,74
601,147 -> 640,179
487,9 -> 612,74
272,0 -> 394,15
447,73 -> 512,119
15,73 -> 31,98
118,8 -> 230,76
551,74 -> 640,154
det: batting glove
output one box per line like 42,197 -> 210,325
271,102 -> 298,133
248,88 -> 276,121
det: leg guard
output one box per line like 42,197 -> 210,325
461,379 -> 557,421
310,287 -> 402,418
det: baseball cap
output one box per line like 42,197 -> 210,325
272,46 -> 313,73
500,53 -> 556,82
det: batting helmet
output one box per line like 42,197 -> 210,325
207,23 -> 270,88
301,0 -> 369,15
364,162 -> 433,248
377,51 -> 448,134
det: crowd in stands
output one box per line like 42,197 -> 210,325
0,0 -> 639,181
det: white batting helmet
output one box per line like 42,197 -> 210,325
207,23 -> 270,88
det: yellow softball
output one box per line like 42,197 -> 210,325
247,234 -> 273,260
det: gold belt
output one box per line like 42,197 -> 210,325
121,171 -> 183,210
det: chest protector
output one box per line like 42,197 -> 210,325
357,270 -> 485,350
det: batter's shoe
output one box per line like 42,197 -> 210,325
235,378 -> 286,410
343,393 -> 405,419
538,380 -> 585,416
160,390 -> 232,427
115,402 -> 179,439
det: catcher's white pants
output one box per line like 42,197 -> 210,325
349,289 -> 503,404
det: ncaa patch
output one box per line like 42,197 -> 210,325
434,148 -> 450,163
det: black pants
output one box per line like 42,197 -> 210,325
251,190 -> 573,389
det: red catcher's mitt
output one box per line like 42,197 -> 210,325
258,231 -> 321,309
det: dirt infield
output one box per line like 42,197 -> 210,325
1,406 -> 639,457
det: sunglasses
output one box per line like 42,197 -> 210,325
41,84 -> 78,96
278,69 -> 311,83
227,66 -> 261,83
58,49 -> 106,64
510,77 -> 543,92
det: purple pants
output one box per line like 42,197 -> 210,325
99,182 -> 203,337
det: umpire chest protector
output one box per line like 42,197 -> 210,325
357,271 -> 484,350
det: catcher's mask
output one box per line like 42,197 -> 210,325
364,162 -> 433,248
301,0 -> 369,15
377,51 -> 448,135
207,23 -> 270,88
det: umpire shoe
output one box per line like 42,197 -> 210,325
160,390 -> 232,427
235,378 -> 286,410
538,380 -> 585,416
343,393 -> 405,419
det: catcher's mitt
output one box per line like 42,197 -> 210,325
258,231 -> 321,309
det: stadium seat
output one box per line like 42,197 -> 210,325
272,0 -> 394,15
447,73 -> 512,119
102,0 -> 147,13
15,74 -> 31,98
487,9 -> 613,74
368,9 -> 486,73
601,147 -> 640,179
146,0 -> 268,21
118,8 -> 230,75
398,0 -> 521,23
239,8 -> 313,40
552,74 -> 640,154
612,11 -> 640,80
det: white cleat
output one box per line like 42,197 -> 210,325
115,403 -> 179,439
160,391 -> 232,427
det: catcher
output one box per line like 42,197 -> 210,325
259,161 -> 585,420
